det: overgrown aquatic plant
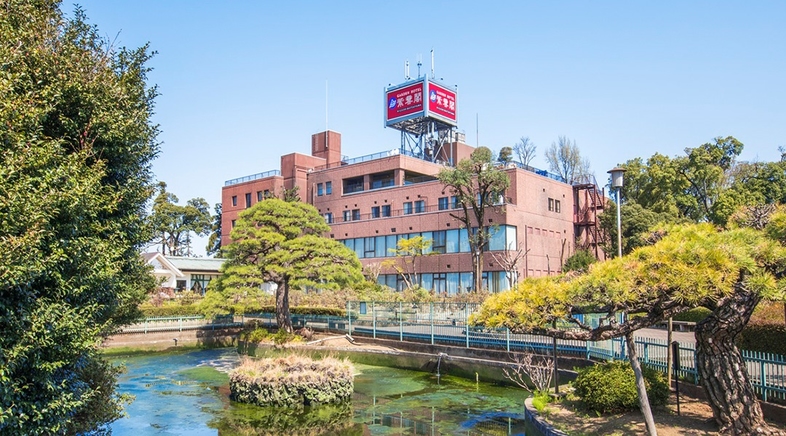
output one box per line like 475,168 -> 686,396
229,355 -> 354,408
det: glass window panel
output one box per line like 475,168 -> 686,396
317,183 -> 323,196
506,225 -> 517,250
459,229 -> 470,253
446,229 -> 459,253
343,239 -> 354,251
489,226 -> 506,251
446,273 -> 459,295
375,236 -> 386,257
326,182 -> 332,195
386,235 -> 397,256
381,204 -> 391,217
459,273 -> 473,293
421,232 -> 432,254
421,274 -> 433,292
403,202 -> 413,215
354,238 -> 364,258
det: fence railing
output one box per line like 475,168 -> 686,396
128,303 -> 786,404
121,315 -> 242,333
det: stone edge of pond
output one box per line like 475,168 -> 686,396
524,397 -> 569,436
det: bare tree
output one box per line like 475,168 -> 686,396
513,136 -> 536,168
544,136 -> 590,184
503,351 -> 554,393
490,241 -> 528,289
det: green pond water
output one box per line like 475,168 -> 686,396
109,348 -> 536,435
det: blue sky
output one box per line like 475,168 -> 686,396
69,1 -> 785,255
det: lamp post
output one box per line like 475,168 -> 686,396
607,167 -> 626,258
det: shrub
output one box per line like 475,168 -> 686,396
242,327 -> 271,343
672,307 -> 712,323
230,355 -> 354,407
563,249 -> 597,273
531,391 -> 553,412
738,323 -> 786,356
573,361 -> 668,414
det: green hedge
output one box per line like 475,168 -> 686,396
737,323 -> 786,356
139,303 -> 345,318
139,304 -> 203,317
573,361 -> 669,414
237,306 -> 345,317
672,307 -> 712,323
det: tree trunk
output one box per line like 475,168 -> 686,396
626,332 -> 658,436
695,285 -> 782,435
275,280 -> 293,333
473,250 -> 483,292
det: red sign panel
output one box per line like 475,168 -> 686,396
386,81 -> 425,123
427,82 -> 457,123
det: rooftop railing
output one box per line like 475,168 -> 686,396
224,169 -> 281,187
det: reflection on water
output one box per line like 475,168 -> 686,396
110,348 -> 533,435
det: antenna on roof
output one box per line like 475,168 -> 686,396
404,60 -> 410,80
430,49 -> 435,79
417,54 -> 422,78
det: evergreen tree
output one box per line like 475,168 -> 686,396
0,1 -> 158,433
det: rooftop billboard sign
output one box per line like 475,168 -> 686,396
385,79 -> 458,129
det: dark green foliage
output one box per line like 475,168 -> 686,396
138,303 -> 345,318
1,1 -> 158,433
573,361 -> 669,414
672,307 -> 712,323
737,324 -> 786,356
148,182 -> 212,256
563,249 -> 597,272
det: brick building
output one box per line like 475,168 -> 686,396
221,130 -> 605,294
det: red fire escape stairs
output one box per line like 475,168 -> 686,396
573,183 -> 606,259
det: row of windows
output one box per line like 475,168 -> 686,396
322,196 -> 461,224
231,190 -> 272,208
377,271 -> 512,294
340,225 -> 517,259
316,181 -> 333,196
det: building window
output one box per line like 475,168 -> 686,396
325,181 -> 332,195
364,237 -> 375,258
403,202 -> 413,215
451,196 -> 460,209
317,183 -> 324,196
343,176 -> 364,194
245,193 -> 251,208
548,198 -> 555,212
232,196 -> 237,207
264,189 -> 270,198
176,279 -> 187,291
343,210 -> 351,222
371,171 -> 395,189
555,200 -> 561,213
371,206 -> 380,218
231,219 -> 236,228
414,200 -> 425,213
381,204 -> 391,217
352,209 -> 360,221
191,274 -> 213,295
432,230 -> 447,254
438,197 -> 449,210
433,273 -> 447,294
257,191 -> 263,201
324,213 -> 333,224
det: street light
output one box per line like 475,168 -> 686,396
607,167 -> 626,258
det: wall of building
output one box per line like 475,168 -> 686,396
220,130 -> 599,293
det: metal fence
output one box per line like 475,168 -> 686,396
129,303 -> 786,404
122,315 -> 242,333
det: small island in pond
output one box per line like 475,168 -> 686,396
229,355 -> 355,408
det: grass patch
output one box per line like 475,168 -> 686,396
179,366 -> 229,386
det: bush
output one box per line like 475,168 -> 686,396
738,323 -> 786,356
672,307 -> 712,323
242,327 -> 271,343
563,249 -> 597,273
230,355 -> 354,407
138,302 -> 202,317
573,361 -> 668,414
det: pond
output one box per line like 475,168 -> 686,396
109,348 -> 537,435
